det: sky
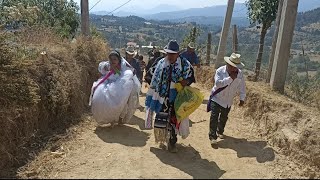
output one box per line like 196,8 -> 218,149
74,0 -> 247,13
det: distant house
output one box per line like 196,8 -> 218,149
144,22 -> 152,25
100,18 -> 117,23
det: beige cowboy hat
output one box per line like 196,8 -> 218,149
188,42 -> 196,49
159,49 -> 166,54
224,53 -> 245,68
126,46 -> 137,56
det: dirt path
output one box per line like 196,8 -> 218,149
19,84 -> 303,179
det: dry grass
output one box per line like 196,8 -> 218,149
0,27 -> 109,177
197,65 -> 320,178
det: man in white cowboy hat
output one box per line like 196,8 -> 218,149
180,42 -> 200,68
208,53 -> 246,145
125,46 -> 143,83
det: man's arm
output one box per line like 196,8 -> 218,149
187,65 -> 196,85
214,69 -> 233,88
194,53 -> 200,68
179,58 -> 195,87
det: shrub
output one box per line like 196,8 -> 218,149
0,28 -> 109,177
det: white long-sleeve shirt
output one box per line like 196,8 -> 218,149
210,65 -> 246,108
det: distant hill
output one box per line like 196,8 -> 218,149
169,16 -> 250,27
296,7 -> 320,31
143,0 -> 320,21
143,3 -> 247,20
92,0 -> 320,21
89,6 -> 320,53
92,4 -> 182,17
297,0 -> 320,12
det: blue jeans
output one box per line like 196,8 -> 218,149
209,101 -> 231,140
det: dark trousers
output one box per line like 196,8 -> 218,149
209,101 -> 231,140
169,124 -> 177,145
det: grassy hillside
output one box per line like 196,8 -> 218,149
0,27 -> 108,177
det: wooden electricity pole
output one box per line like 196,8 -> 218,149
206,32 -> 212,65
232,24 -> 239,53
81,0 -> 90,36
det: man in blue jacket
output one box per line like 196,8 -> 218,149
180,42 -> 200,68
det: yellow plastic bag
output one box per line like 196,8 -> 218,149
174,85 -> 204,122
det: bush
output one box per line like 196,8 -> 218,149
0,28 -> 108,177
286,69 -> 320,109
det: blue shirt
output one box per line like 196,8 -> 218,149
180,50 -> 199,65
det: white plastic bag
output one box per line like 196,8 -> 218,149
177,118 -> 190,139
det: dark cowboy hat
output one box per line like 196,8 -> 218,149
164,40 -> 179,54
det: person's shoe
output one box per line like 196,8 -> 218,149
168,143 -> 178,153
210,139 -> 218,145
218,133 -> 224,139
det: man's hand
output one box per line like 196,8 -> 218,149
179,79 -> 189,87
239,100 -> 245,107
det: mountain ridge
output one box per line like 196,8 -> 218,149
92,0 -> 320,21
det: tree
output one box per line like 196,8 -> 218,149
246,0 -> 279,81
0,0 -> 79,38
182,26 -> 201,48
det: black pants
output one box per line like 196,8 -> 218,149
209,101 -> 231,140
160,100 -> 177,146
169,124 -> 177,145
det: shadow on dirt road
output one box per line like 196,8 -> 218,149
150,145 -> 226,179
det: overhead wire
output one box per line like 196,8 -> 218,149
106,0 -> 133,15
89,0 -> 103,11
89,0 -> 133,14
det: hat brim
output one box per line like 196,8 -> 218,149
164,49 -> 178,54
224,57 -> 245,68
188,45 -> 195,49
159,50 -> 166,54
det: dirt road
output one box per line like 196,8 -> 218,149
19,84 -> 303,179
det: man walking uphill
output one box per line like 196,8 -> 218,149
145,40 -> 194,153
209,53 -> 246,145
125,46 -> 143,84
180,42 -> 200,68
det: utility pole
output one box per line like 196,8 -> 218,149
266,0 -> 284,83
215,0 -> 235,69
81,0 -> 90,36
206,32 -> 212,65
301,41 -> 309,80
270,0 -> 299,93
232,24 -> 239,53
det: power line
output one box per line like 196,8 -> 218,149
89,0 -> 103,12
107,0 -> 133,15
106,0 -> 133,15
